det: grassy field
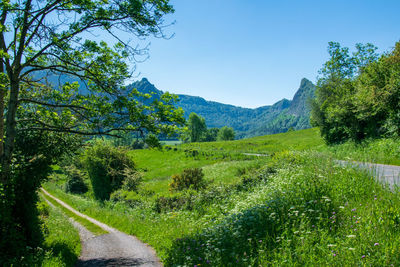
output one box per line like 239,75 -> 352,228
43,127 -> 400,265
181,128 -> 325,154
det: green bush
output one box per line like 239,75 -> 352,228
145,134 -> 162,149
169,168 -> 206,192
121,169 -> 143,191
110,190 -> 143,208
64,166 -> 88,194
83,140 -> 137,200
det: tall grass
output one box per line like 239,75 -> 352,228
17,197 -> 82,266
44,150 -> 400,265
326,138 -> 400,166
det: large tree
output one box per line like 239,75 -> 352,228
0,0 -> 184,261
311,41 -> 400,144
310,42 -> 378,144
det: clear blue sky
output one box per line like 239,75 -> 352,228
133,0 -> 400,108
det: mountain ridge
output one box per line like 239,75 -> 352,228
130,78 -> 316,138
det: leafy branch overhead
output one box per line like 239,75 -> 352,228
0,0 -> 183,261
1,0 -> 184,140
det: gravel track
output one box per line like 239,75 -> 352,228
40,188 -> 162,267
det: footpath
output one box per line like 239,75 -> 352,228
41,188 -> 162,267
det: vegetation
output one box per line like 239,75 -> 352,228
311,41 -> 400,144
217,126 -> 235,141
0,0 -> 184,261
41,190 -> 107,236
82,140 -> 140,200
43,143 -> 400,266
131,78 -> 316,139
169,168 -> 206,192
4,197 -> 81,266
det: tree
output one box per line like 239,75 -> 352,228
187,112 -> 207,142
310,42 -> 378,144
0,0 -> 184,261
217,126 -> 235,141
311,41 -> 400,144
202,127 -> 219,142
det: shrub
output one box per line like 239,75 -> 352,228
154,190 -> 196,212
169,168 -> 206,192
64,166 -> 88,194
83,139 -> 137,200
122,169 -> 143,191
145,134 -> 162,149
110,190 -> 143,208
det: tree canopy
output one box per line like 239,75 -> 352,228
0,0 -> 184,262
311,41 -> 400,144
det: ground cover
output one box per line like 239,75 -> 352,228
181,128 -> 325,154
43,128 -> 400,265
16,196 -> 82,266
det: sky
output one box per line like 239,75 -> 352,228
131,0 -> 400,108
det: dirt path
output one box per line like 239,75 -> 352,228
337,160 -> 400,190
40,188 -> 162,267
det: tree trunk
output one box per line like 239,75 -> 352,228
0,75 -> 19,183
0,62 -> 5,156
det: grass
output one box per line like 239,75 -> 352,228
43,127 -> 400,265
128,148 -> 255,194
41,190 -> 108,236
324,137 -> 400,166
181,128 -> 325,154
36,196 -> 81,267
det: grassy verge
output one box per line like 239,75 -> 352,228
41,190 -> 108,236
324,137 -> 400,166
35,196 -> 81,267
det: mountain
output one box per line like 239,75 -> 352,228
129,78 -> 316,138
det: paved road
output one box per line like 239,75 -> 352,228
41,188 -> 162,267
337,160 -> 400,190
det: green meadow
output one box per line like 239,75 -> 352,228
43,128 -> 400,266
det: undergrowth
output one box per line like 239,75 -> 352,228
44,150 -> 400,266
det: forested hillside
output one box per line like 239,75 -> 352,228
130,78 -> 316,138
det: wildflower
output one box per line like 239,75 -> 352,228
333,253 -> 337,256
361,255 -> 366,259
332,211 -> 336,215
259,240 -> 262,243
352,208 -> 356,212
347,235 -> 356,238
348,248 -> 355,251
327,244 -> 336,247
374,243 -> 379,246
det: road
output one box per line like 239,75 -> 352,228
41,188 -> 162,267
337,160 -> 400,190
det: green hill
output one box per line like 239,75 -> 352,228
130,78 -> 316,138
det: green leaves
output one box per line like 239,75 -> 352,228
312,41 -> 400,144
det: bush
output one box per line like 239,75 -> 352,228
64,166 -> 88,194
110,190 -> 143,208
121,169 -> 143,192
83,139 -> 138,200
145,134 -> 162,149
169,168 -> 206,192
154,193 -> 194,213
